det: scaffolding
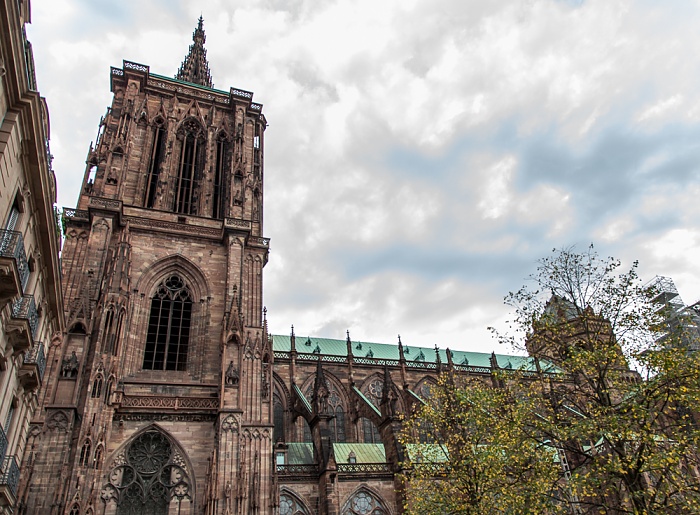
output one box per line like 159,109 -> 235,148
647,276 -> 700,351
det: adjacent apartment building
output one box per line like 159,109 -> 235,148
0,0 -> 65,513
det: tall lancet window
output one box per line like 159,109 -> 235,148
212,132 -> 229,219
174,119 -> 204,215
145,118 -> 166,208
143,275 -> 193,371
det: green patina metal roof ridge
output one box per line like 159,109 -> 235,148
272,334 -> 545,371
149,72 -> 232,97
293,384 -> 312,414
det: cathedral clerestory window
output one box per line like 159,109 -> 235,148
142,275 -> 193,371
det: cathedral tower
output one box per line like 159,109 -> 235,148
21,19 -> 273,514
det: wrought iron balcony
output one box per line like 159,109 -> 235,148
0,425 -> 6,466
0,455 -> 19,503
0,230 -> 29,310
12,295 -> 39,338
21,342 -> 46,389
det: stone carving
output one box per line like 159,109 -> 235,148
261,362 -> 269,399
225,361 -> 239,386
221,414 -> 238,433
47,411 -> 70,432
61,351 -> 79,378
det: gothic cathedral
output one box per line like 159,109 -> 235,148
19,19 -> 530,515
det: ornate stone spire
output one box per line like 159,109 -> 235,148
176,16 -> 213,87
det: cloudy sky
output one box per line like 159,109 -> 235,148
27,0 -> 700,354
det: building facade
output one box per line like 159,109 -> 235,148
0,0 -> 65,513
18,21 -> 534,515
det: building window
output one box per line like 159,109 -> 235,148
362,418 -> 381,444
174,120 -> 204,215
342,490 -> 386,515
105,429 -> 190,515
212,133 -> 228,219
103,309 -> 115,354
280,492 -> 309,515
91,376 -> 103,398
93,445 -> 103,469
273,394 -> 285,443
145,121 -> 166,208
142,275 -> 193,371
79,440 -> 91,466
304,384 -> 346,443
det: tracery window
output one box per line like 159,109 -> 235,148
304,383 -> 346,443
91,376 -> 103,398
174,119 -> 204,215
142,275 -> 192,371
79,440 -> 91,466
361,378 -> 383,443
212,132 -> 229,219
145,119 -> 166,209
280,492 -> 310,515
342,490 -> 386,515
102,429 -> 191,515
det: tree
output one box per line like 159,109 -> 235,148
400,374 -> 565,514
402,246 -> 700,514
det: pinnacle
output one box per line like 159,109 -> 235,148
175,17 -> 213,88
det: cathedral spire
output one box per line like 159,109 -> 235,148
176,16 -> 214,87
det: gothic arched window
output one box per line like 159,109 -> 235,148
280,491 -> 310,515
143,275 -> 193,371
361,418 -> 381,444
174,119 -> 204,215
145,118 -> 166,209
91,375 -> 103,398
342,490 -> 387,515
94,445 -> 104,469
273,394 -> 285,443
79,440 -> 91,466
103,308 -> 115,354
103,429 -> 191,515
212,132 -> 229,219
304,383 -> 347,443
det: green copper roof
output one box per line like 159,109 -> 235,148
287,443 -> 314,464
271,334 -> 542,371
286,442 -> 389,464
334,443 -> 386,464
149,72 -> 231,97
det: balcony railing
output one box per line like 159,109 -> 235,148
337,462 -> 392,474
12,295 -> 39,337
0,455 -> 19,499
0,230 -> 29,290
275,464 -> 318,476
0,425 -> 6,466
23,342 -> 46,382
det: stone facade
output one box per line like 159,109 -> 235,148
0,0 -> 65,513
17,20 -> 533,515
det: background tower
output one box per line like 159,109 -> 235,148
21,20 -> 273,515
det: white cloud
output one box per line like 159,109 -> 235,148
26,0 -> 700,354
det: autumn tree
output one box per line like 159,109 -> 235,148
402,246 -> 700,515
400,374 -> 565,514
